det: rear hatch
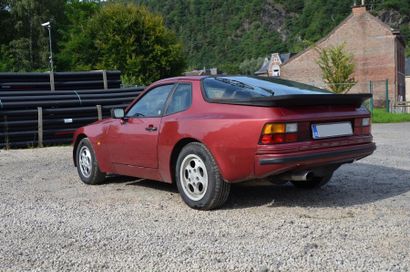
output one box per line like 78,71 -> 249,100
201,76 -> 372,148
273,105 -> 372,148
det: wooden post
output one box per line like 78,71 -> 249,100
102,70 -> 108,90
96,105 -> 102,120
50,71 -> 55,91
38,107 -> 43,148
3,115 -> 9,150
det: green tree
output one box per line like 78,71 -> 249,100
137,0 -> 287,71
316,44 -> 356,94
56,0 -> 101,70
0,0 -> 66,71
62,3 -> 185,85
239,57 -> 265,75
0,0 -> 13,44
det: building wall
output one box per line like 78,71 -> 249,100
280,6 -> 403,107
268,53 -> 282,77
406,76 -> 410,102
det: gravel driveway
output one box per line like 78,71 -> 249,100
1,123 -> 410,271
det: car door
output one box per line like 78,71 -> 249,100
106,84 -> 175,169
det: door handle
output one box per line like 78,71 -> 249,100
145,125 -> 158,132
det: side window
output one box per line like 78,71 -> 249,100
126,84 -> 174,118
165,84 -> 192,115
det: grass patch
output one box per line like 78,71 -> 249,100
372,108 -> 410,123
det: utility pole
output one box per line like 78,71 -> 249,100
41,21 -> 55,91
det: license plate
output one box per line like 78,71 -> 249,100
312,122 -> 353,139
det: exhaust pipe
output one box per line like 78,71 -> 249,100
290,171 -> 314,181
279,171 -> 314,181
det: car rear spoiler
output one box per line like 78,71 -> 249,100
209,94 -> 372,108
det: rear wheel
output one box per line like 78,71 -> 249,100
290,172 -> 333,189
176,142 -> 230,210
76,138 -> 106,185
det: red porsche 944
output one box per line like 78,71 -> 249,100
73,76 -> 376,210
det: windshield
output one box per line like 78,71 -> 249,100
202,76 -> 331,100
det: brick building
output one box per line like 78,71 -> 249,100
279,5 -> 406,106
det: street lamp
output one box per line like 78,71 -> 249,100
41,21 -> 55,90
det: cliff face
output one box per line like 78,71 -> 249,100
378,9 -> 409,29
137,0 -> 409,71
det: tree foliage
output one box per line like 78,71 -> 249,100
57,0 -> 100,71
138,0 -> 410,71
0,0 -> 408,77
136,0 -> 287,73
0,0 -> 66,71
316,44 -> 356,94
239,57 -> 265,75
61,3 -> 185,85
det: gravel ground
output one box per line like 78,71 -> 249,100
1,123 -> 410,271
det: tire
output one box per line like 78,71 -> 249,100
176,142 -> 230,210
290,172 -> 333,189
76,138 -> 106,185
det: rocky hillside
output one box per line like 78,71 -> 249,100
136,0 -> 409,73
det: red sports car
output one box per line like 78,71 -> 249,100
73,76 -> 375,210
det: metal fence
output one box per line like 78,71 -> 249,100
306,80 -> 408,113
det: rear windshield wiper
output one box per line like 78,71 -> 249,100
215,77 -> 275,96
215,77 -> 255,90
260,87 -> 275,96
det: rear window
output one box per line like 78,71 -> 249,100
165,84 -> 192,115
202,76 -> 330,101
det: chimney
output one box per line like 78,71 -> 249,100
352,0 -> 366,16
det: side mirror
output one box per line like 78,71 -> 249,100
111,108 -> 125,119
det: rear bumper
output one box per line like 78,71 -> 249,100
255,142 -> 376,178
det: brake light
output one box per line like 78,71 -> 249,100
260,123 -> 298,144
355,117 -> 371,135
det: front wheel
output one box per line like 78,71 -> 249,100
76,138 -> 106,185
176,142 -> 230,210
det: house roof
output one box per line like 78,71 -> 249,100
255,58 -> 270,75
279,53 -> 295,64
406,58 -> 410,76
255,53 -> 295,75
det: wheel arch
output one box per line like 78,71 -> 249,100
73,133 -> 88,166
169,137 -> 201,184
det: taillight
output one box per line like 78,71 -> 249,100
355,117 -> 371,135
361,118 -> 370,127
260,123 -> 298,144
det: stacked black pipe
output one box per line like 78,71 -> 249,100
0,71 -> 144,148
0,70 -> 121,91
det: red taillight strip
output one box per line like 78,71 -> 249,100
260,123 -> 299,145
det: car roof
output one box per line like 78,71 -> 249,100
154,76 -> 206,84
152,76 -> 328,94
